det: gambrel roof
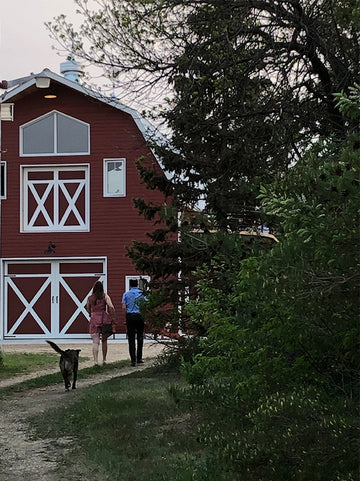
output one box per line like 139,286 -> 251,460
0,67 -> 169,175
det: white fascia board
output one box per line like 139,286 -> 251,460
0,78 -> 37,102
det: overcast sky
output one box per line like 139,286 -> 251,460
0,0 -> 168,119
0,0 -> 87,82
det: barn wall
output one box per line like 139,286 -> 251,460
1,83 -> 170,336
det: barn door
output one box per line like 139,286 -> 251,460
3,259 -> 106,339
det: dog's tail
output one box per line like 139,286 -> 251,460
46,340 -> 64,355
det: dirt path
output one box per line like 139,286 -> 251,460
0,342 -> 164,480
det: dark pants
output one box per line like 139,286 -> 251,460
126,312 -> 144,363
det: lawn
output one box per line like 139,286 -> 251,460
0,351 -> 59,379
28,367 -> 220,481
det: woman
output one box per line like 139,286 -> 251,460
86,281 -> 116,365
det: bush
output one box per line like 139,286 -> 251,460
178,94 -> 360,479
154,336 -> 204,372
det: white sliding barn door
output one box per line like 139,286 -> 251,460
3,258 -> 106,339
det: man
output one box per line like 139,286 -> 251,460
122,279 -> 146,366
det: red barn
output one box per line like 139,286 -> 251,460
0,63 -> 169,342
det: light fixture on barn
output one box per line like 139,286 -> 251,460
44,88 -> 57,99
35,76 -> 50,89
44,241 -> 56,255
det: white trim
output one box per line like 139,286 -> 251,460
1,256 -> 107,340
20,163 -> 90,233
125,275 -> 150,292
103,158 -> 126,197
20,110 -> 90,157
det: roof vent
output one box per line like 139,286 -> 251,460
1,103 -> 14,121
60,57 -> 84,83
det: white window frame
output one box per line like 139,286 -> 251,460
103,158 -> 126,197
20,110 -> 90,157
21,164 -> 90,233
125,275 -> 150,292
0,161 -> 6,199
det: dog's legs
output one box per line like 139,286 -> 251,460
63,373 -> 71,391
63,366 -> 71,391
72,361 -> 79,389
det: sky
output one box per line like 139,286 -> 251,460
0,0 -> 90,83
0,0 -> 167,123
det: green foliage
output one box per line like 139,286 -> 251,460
181,381 -> 359,481
334,83 -> 360,120
124,0 -> 359,330
178,97 -> 360,478
48,2 -> 360,331
154,336 -> 205,373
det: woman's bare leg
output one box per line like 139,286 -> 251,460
102,335 -> 108,364
91,333 -> 100,365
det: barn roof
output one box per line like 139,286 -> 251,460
0,67 -> 169,175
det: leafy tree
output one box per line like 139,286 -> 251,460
48,0 -> 360,223
180,91 -> 360,479
48,0 -> 360,327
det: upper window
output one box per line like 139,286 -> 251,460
20,111 -> 90,156
103,158 -> 126,197
21,165 -> 90,232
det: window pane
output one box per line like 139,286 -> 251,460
23,115 -> 54,154
57,113 -> 89,153
106,160 -> 125,196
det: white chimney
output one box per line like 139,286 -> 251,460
60,56 -> 84,83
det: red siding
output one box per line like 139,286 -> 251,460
1,83 -> 170,333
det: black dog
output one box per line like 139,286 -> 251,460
47,341 -> 81,391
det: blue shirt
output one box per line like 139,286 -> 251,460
122,287 -> 146,313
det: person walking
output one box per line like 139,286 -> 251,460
86,281 -> 116,365
122,278 -> 146,366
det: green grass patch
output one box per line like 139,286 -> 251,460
0,359 -> 130,396
0,352 -> 60,379
28,367 -> 214,481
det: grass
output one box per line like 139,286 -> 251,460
0,348 -> 223,480
0,359 -> 130,396
0,351 -> 60,379
28,367 -> 218,481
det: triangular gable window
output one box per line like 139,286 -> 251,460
20,111 -> 90,156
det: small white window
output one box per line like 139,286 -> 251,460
104,158 -> 126,197
125,275 -> 150,292
0,162 -> 6,199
